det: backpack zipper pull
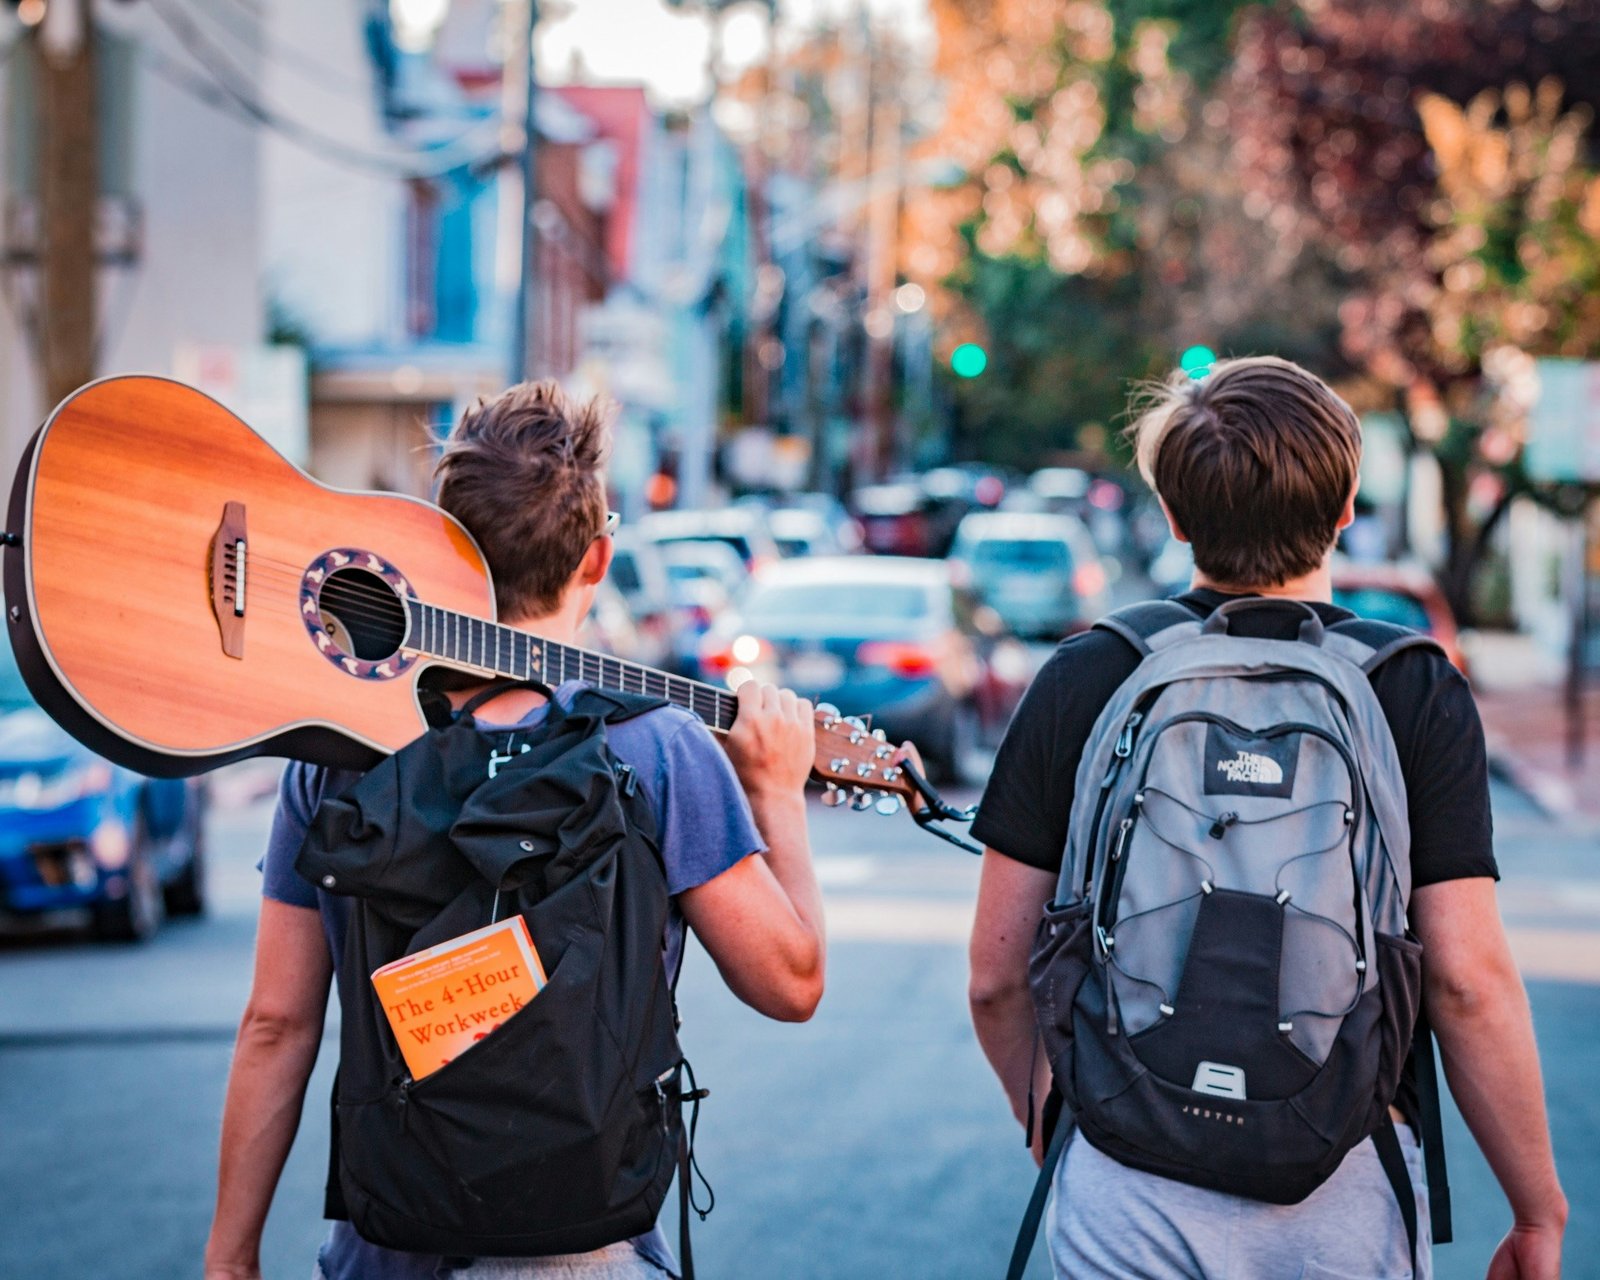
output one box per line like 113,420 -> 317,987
1113,711 -> 1144,760
1208,811 -> 1239,840
615,763 -> 638,797
654,1066 -> 677,1137
1111,817 -> 1133,862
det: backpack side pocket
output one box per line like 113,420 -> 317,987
1029,898 -> 1094,1102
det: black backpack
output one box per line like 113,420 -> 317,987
295,683 -> 707,1265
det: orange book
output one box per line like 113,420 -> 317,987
371,916 -> 548,1080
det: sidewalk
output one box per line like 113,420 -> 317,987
1466,631 -> 1600,821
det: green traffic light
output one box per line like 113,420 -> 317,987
951,343 -> 988,378
1180,345 -> 1216,379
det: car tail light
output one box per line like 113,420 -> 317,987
857,640 -> 938,677
1073,562 -> 1107,598
700,633 -> 766,676
699,642 -> 734,676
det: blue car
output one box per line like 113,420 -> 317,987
0,625 -> 205,941
697,556 -> 1029,786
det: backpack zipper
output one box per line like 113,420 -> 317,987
1079,707 -> 1149,900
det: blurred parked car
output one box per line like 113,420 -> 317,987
606,530 -> 680,671
1330,559 -> 1469,675
1027,467 -> 1091,513
949,511 -> 1110,640
851,482 -> 931,557
580,577 -> 672,672
736,493 -> 864,555
0,628 -> 205,941
658,540 -> 748,672
638,508 -> 781,573
767,507 -> 856,557
696,557 -> 1029,785
1148,534 -> 1196,598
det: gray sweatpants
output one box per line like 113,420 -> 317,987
1049,1129 -> 1431,1280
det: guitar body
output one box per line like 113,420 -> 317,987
5,376 -> 495,777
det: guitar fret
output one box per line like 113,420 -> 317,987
406,609 -> 736,735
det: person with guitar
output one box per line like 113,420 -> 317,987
203,380 -> 828,1280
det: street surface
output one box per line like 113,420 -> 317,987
0,764 -> 1594,1279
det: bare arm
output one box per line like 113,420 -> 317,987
1410,878 -> 1567,1278
204,899 -> 333,1280
680,680 -> 825,1022
970,849 -> 1056,1153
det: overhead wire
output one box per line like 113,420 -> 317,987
203,0 -> 380,97
143,0 -> 508,180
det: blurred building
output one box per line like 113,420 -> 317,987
0,0 -> 757,510
0,2 -> 268,475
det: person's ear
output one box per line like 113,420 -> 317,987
575,535 -> 613,588
1335,483 -> 1358,533
1158,496 -> 1189,544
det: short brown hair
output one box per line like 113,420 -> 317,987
1129,356 -> 1361,589
434,380 -> 612,619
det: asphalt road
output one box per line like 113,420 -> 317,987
0,764 -> 1595,1280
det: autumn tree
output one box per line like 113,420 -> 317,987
1226,0 -> 1600,618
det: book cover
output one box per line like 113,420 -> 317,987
371,916 -> 548,1080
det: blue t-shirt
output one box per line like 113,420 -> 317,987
258,681 -> 764,1280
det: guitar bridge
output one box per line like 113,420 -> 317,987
209,501 -> 247,658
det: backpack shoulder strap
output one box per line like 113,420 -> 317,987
1092,599 -> 1200,657
568,685 -> 670,724
1324,618 -> 1447,674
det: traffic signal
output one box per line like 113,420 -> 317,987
1179,345 -> 1216,379
951,343 -> 988,378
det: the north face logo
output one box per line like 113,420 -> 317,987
1216,750 -> 1284,785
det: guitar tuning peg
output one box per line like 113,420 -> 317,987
874,792 -> 901,816
821,783 -> 847,808
844,716 -> 867,732
848,788 -> 874,812
871,728 -> 887,742
816,702 -> 840,719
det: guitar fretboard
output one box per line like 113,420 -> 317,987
404,600 -> 738,732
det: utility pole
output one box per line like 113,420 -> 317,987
36,0 -> 98,408
509,0 -> 539,383
862,46 -> 903,481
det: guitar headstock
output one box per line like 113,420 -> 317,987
810,704 -> 915,814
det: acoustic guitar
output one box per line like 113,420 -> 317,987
2,376 -> 933,822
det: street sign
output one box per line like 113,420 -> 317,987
1526,358 -> 1600,484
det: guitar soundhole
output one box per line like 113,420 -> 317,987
319,567 -> 408,660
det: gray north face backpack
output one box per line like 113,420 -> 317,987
1008,598 -> 1452,1279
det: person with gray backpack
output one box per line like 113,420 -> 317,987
969,357 -> 1566,1279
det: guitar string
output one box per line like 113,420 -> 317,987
233,573 -> 740,726
187,572 -> 889,776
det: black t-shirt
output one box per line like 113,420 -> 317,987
972,588 -> 1498,887
971,589 -> 1497,1126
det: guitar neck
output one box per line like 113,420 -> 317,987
404,599 -> 737,733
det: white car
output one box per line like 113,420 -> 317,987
949,511 -> 1110,640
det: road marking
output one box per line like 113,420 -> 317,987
822,899 -> 1600,986
814,857 -> 878,888
825,896 -> 974,944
